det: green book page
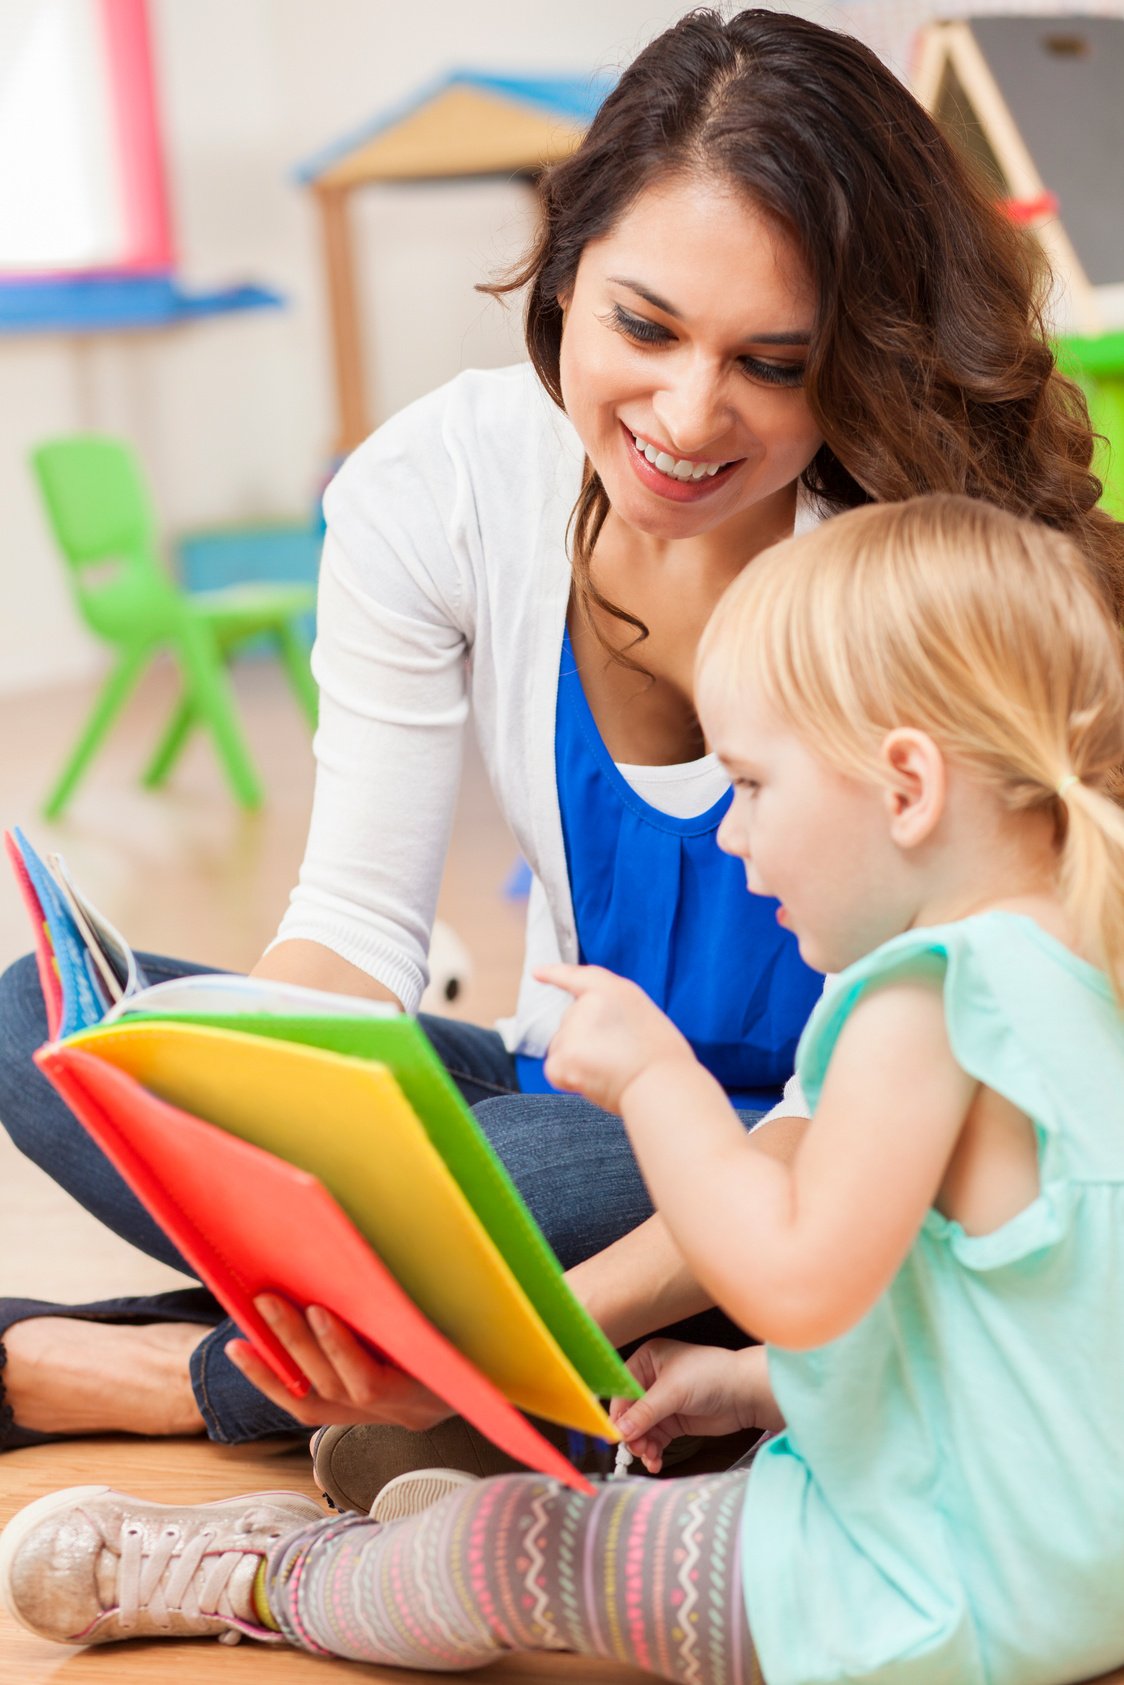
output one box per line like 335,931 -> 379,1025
128,1010 -> 640,1403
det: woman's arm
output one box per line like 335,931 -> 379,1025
261,369 -> 479,1007
266,526 -> 468,1012
565,1212 -> 710,1347
251,938 -> 402,1008
542,964 -> 973,1348
565,1113 -> 809,1346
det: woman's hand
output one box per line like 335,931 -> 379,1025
226,1295 -> 453,1430
610,1339 -> 784,1474
537,963 -> 697,1113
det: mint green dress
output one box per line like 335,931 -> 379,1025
741,913 -> 1124,1685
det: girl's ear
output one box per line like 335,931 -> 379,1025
880,729 -> 946,848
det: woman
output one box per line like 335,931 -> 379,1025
1,8 -> 1120,1472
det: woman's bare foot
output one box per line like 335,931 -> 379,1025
3,1318 -> 206,1437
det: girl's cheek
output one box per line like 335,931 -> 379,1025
745,860 -> 770,898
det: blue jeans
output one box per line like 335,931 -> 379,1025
0,952 -> 763,1443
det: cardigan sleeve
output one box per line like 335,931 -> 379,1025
268,386 -> 475,1012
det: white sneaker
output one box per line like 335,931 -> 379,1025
0,1484 -> 323,1645
368,1467 -> 481,1524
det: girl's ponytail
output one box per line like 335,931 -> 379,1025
1057,781 -> 1124,1003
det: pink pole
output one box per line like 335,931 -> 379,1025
99,0 -> 175,271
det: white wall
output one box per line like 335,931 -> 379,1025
1,0 -> 846,695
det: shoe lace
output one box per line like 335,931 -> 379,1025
114,1507 -> 280,1645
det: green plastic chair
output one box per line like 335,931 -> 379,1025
31,435 -> 318,817
1055,330 -> 1124,520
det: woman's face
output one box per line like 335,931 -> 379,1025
558,174 -> 823,543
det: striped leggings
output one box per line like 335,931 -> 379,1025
265,1467 -> 761,1683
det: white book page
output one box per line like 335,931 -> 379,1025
48,851 -> 146,1002
104,972 -> 401,1025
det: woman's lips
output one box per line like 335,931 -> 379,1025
620,422 -> 739,503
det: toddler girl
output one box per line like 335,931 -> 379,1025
3,494 -> 1123,1685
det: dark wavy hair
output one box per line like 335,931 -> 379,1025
485,7 -> 1124,655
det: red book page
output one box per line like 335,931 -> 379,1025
35,1043 -> 593,1494
4,831 -> 62,1040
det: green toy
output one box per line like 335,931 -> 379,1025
1055,330 -> 1124,521
31,436 -> 318,817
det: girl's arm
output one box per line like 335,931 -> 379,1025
541,965 -> 974,1349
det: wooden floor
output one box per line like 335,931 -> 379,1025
0,660 -> 643,1683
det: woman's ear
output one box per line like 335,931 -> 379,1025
880,728 -> 946,848
556,287 -> 572,316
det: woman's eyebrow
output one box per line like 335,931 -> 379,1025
606,276 -> 810,344
608,275 -> 679,315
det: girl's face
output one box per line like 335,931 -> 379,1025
703,678 -> 906,975
558,174 -> 823,544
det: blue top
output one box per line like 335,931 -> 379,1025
516,630 -> 823,1106
743,913 -> 1124,1685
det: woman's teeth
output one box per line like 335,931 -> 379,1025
631,432 -> 728,481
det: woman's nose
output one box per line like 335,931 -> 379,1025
651,369 -> 729,458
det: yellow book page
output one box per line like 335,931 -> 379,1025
73,1020 -> 615,1436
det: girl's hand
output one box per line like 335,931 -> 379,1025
609,1340 -> 784,1474
537,964 -> 697,1113
226,1295 -> 453,1430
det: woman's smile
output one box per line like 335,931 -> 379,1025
619,420 -> 742,504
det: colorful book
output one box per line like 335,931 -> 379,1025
6,829 -> 642,1492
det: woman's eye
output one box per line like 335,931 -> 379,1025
740,356 -> 806,389
606,305 -> 806,387
607,304 -> 672,346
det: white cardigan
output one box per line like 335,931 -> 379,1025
274,363 -> 811,1117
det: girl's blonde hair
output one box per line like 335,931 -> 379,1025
697,494 -> 1124,998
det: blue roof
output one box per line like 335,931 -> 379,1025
295,68 -> 615,184
0,272 -> 285,335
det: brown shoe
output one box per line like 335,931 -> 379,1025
367,1466 -> 482,1523
309,1417 -> 706,1514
